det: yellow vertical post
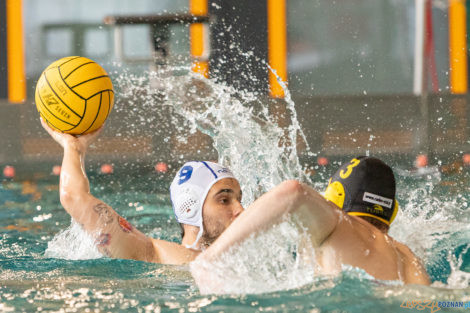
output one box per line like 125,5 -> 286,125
267,0 -> 287,98
449,0 -> 468,94
190,0 -> 209,78
6,0 -> 26,103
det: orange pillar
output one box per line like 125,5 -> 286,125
267,0 -> 287,98
190,0 -> 209,78
6,0 -> 26,103
449,0 -> 468,94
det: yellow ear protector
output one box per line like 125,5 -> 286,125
324,180 -> 399,226
390,199 -> 399,224
324,181 -> 345,209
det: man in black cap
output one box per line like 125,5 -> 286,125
192,156 -> 430,290
323,156 -> 399,233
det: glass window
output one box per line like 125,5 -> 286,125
45,29 -> 72,58
84,27 -> 111,58
287,0 -> 415,95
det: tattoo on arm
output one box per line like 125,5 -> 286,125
95,233 -> 111,246
118,216 -> 133,233
91,203 -> 136,258
95,233 -> 112,257
92,202 -> 114,225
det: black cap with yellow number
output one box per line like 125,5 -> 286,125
324,156 -> 399,226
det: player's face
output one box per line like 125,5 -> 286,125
201,178 -> 243,244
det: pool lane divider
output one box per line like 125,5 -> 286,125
0,0 -> 26,103
190,0 -> 209,78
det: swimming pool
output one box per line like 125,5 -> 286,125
1,167 -> 470,312
2,69 -> 470,312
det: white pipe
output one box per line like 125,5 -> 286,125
413,0 -> 426,95
113,26 -> 123,61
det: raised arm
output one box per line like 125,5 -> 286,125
196,180 -> 339,262
41,119 -> 158,262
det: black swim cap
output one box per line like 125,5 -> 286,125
324,156 -> 398,225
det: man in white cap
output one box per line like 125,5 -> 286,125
42,120 -> 243,264
169,161 -> 243,250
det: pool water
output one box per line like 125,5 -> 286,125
3,68 -> 470,312
2,168 -> 470,312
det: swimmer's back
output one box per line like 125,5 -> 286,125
394,241 -> 430,285
316,213 -> 430,285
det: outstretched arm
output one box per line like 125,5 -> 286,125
191,180 -> 338,292
196,180 -> 339,262
41,119 -> 158,262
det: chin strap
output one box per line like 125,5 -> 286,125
185,222 -> 204,250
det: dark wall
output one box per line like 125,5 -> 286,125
209,0 -> 268,93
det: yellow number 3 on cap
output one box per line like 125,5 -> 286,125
340,158 -> 361,179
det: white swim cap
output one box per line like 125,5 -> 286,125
170,161 -> 236,249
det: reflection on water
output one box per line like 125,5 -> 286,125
2,67 -> 470,311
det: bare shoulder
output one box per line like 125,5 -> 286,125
394,240 -> 415,257
394,240 -> 431,285
394,240 -> 423,266
151,238 -> 200,265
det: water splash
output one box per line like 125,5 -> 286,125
45,219 -> 102,260
391,178 -> 470,287
47,64 -> 313,264
447,244 -> 470,289
115,65 -> 319,293
191,217 -> 317,295
115,66 -> 312,204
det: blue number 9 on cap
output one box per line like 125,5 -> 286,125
178,165 -> 193,185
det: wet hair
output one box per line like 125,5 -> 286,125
361,216 -> 389,233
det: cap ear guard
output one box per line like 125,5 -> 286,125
173,187 -> 200,220
324,181 -> 345,209
389,199 -> 399,224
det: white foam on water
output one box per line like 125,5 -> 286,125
191,218 -> 317,295
45,219 -> 102,260
391,180 -> 470,289
446,244 -> 470,289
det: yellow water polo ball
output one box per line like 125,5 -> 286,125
35,56 -> 114,135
